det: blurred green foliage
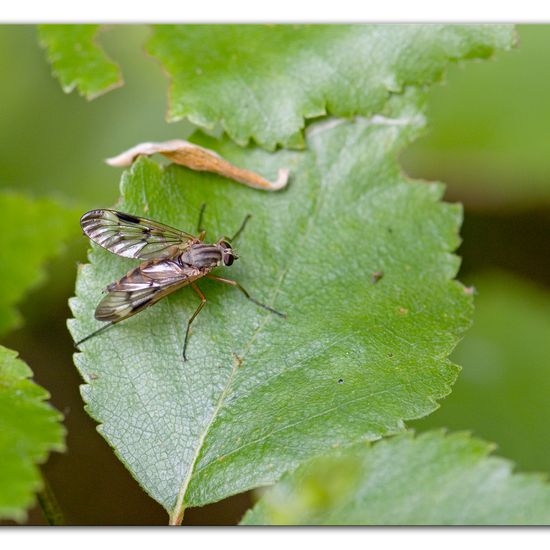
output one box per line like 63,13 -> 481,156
38,25 -> 123,100
402,25 -> 550,209
244,431 -> 550,525
0,25 -> 191,206
0,192 -> 78,335
0,345 -> 65,522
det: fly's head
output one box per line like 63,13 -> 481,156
217,239 -> 238,266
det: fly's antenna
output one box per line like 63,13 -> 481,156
231,214 -> 251,242
74,322 -> 115,349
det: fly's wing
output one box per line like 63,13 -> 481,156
81,209 -> 196,260
95,259 -> 201,323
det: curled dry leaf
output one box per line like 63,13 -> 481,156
106,140 -> 290,191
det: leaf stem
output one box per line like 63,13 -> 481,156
37,473 -> 64,526
169,507 -> 185,526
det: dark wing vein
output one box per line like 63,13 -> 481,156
81,209 -> 196,260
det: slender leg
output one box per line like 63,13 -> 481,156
196,203 -> 207,235
75,321 -> 115,348
183,283 -> 207,361
206,274 -> 286,318
230,214 -> 251,242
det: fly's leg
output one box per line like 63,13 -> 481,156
74,321 -> 115,348
206,274 -> 286,318
230,214 -> 251,242
183,283 -> 207,361
197,203 -> 207,240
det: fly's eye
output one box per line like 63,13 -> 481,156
220,240 -> 231,249
223,253 -> 234,266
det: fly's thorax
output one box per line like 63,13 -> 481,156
180,243 -> 224,269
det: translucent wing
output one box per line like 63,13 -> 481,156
81,209 -> 197,260
95,258 -> 202,322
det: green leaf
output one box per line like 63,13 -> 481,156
0,192 -> 78,336
414,271 -> 550,474
243,431 -> 550,525
0,345 -> 65,522
147,24 -> 515,149
38,25 -> 123,100
69,112 -> 472,522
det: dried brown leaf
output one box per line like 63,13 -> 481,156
106,140 -> 289,191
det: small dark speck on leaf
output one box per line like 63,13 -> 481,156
371,270 -> 384,284
232,352 -> 244,368
388,352 -> 394,358
338,378 -> 344,384
387,227 -> 393,233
